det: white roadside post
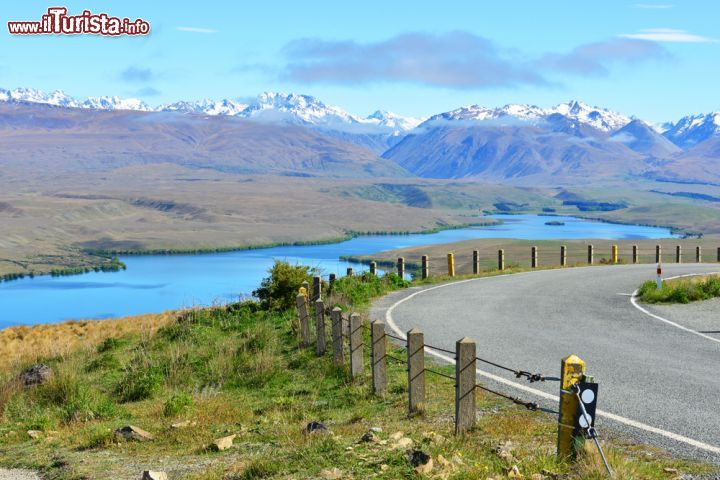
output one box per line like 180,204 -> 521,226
656,263 -> 662,289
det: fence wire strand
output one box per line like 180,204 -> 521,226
474,383 -> 538,411
424,367 -> 455,382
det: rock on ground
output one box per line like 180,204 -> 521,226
0,469 -> 41,480
18,364 -> 53,387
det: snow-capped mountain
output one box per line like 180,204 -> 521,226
0,87 -> 152,112
235,92 -> 422,151
425,100 -> 630,132
365,110 -> 423,134
159,99 -> 248,116
662,112 -> 720,149
81,96 -> 152,111
239,92 -> 421,136
548,100 -> 629,132
240,92 -> 357,126
0,87 -> 80,108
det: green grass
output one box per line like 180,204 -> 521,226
637,275 -> 720,303
0,263 -> 715,479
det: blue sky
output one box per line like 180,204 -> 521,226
1,0 -> 718,122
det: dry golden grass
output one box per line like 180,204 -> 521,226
0,311 -> 176,370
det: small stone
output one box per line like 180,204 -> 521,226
393,437 -> 413,449
389,431 -> 404,440
142,472 -> 168,480
370,427 -> 383,433
530,474 -> 546,480
360,431 -> 379,443
171,420 -> 196,429
114,426 -> 154,442
423,431 -> 446,444
437,455 -> 451,467
320,467 -> 343,479
663,468 -> 678,474
212,434 -> 236,451
19,364 -> 53,387
305,421 -> 329,435
508,465 -> 522,479
380,464 -> 389,472
27,430 -> 41,439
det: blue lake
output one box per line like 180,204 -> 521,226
0,215 -> 675,328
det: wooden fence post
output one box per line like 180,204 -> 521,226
557,354 -> 586,459
717,247 -> 720,262
531,246 -> 538,268
349,313 -> 364,378
560,245 -> 567,267
498,249 -> 505,271
397,257 -> 405,279
611,245 -> 618,264
587,245 -> 593,265
312,276 -> 321,302
676,245 -> 682,264
331,307 -> 343,365
447,253 -> 455,277
696,246 -> 702,263
315,300 -> 325,356
632,245 -> 639,264
455,337 -> 476,435
369,262 -> 377,276
296,294 -> 311,348
421,255 -> 429,279
407,328 -> 426,413
656,245 -> 662,264
371,320 -> 387,397
346,267 -> 354,277
473,250 -> 480,275
329,273 -> 336,287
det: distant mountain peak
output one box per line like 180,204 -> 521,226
662,111 -> 720,148
547,100 -> 630,132
427,100 -> 629,132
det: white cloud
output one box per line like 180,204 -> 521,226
620,28 -> 716,43
176,27 -> 217,34
633,4 -> 673,9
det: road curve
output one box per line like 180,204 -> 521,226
371,264 -> 720,463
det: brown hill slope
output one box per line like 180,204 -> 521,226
0,102 -> 408,178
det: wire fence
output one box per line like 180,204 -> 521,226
295,245 -> 681,475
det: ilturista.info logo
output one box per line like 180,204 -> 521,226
8,7 -> 150,36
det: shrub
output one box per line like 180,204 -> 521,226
163,392 -> 193,417
253,261 -> 315,310
330,272 -> 407,308
97,337 -> 128,353
116,364 -> 164,402
638,275 -> 720,304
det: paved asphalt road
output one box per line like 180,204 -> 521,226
371,264 -> 720,463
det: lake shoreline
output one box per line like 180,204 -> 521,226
0,214 -> 679,326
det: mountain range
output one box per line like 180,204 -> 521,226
1,86 -> 719,184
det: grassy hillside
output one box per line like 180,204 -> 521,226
0,263 -> 715,479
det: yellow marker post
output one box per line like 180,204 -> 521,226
611,245 -> 618,264
447,253 -> 455,277
557,354 -> 586,460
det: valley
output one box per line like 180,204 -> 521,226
2,89 -> 720,280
